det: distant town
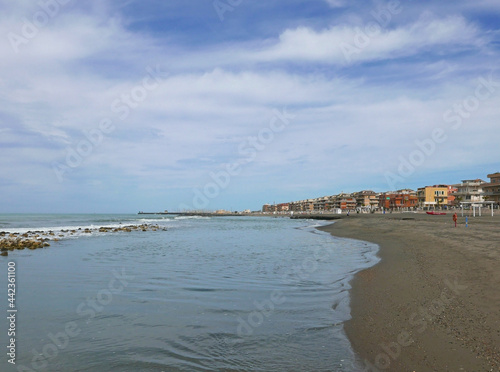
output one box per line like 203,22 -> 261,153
262,172 -> 500,214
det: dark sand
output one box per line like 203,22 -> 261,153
319,212 -> 500,372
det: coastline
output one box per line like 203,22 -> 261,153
319,213 -> 500,371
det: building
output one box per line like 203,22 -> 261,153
276,203 -> 289,212
483,172 -> 500,204
329,193 -> 356,210
262,204 -> 273,213
289,199 -> 314,213
447,185 -> 458,207
417,186 -> 449,209
262,203 -> 290,213
353,190 -> 379,210
378,190 -> 418,210
340,197 -> 357,210
453,179 -> 486,207
313,196 -> 331,212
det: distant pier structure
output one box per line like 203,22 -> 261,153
138,211 -> 250,217
138,210 -> 171,215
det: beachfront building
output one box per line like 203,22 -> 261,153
304,200 -> 315,212
313,196 -> 332,212
262,203 -> 290,213
378,190 -> 418,210
262,204 -> 277,213
398,190 -> 418,209
289,199 -> 315,213
277,203 -> 289,212
330,193 -> 356,210
288,201 -> 299,212
447,185 -> 458,207
353,190 -> 379,210
417,186 -> 449,209
483,172 -> 500,205
453,179 -> 487,207
341,197 -> 357,210
378,193 -> 390,210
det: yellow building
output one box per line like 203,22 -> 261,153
417,186 -> 449,209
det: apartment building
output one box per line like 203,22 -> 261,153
378,190 -> 418,210
483,172 -> 500,204
453,179 -> 486,206
417,186 -> 449,208
353,190 -> 379,209
289,199 -> 315,213
313,196 -> 331,212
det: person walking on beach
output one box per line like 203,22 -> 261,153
453,212 -> 458,228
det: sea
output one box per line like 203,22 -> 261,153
0,214 -> 379,372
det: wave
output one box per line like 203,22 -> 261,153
138,218 -> 174,223
0,221 -> 173,241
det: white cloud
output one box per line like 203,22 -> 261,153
0,1 -> 499,211
324,0 -> 346,8
248,15 -> 483,65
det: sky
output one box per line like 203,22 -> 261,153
1,0 -> 499,213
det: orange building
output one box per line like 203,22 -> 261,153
379,190 -> 418,210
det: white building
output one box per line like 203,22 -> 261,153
454,179 -> 486,206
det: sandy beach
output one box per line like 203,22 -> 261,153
319,212 -> 500,372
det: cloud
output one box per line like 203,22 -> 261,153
324,0 -> 346,8
248,14 -> 484,65
0,1 -> 499,211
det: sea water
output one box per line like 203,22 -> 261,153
0,214 -> 379,372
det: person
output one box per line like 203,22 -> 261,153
453,212 -> 458,228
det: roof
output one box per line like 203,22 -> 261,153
461,179 -> 486,183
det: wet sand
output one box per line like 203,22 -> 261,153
319,212 -> 500,372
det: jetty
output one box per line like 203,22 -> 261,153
138,211 -> 251,217
290,214 -> 343,220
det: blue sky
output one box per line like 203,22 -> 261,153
1,0 -> 499,213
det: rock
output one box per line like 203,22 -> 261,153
1,251 -> 7,256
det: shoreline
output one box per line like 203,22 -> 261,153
318,213 -> 500,371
